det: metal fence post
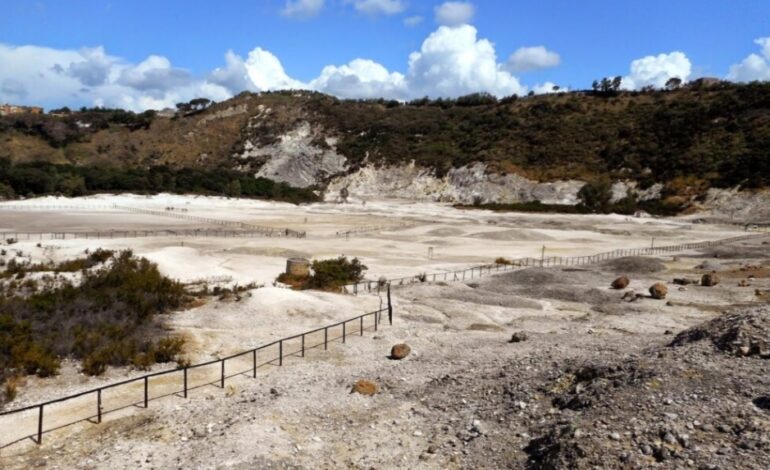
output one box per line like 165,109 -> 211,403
221,360 -> 225,388
279,340 -> 283,366
144,377 -> 149,408
342,322 -> 346,344
324,327 -> 328,350
301,334 -> 305,357
184,367 -> 189,397
252,350 -> 257,378
387,284 -> 393,326
97,389 -> 102,423
38,404 -> 44,444
360,316 -> 364,336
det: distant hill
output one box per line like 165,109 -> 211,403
1,82 -> 769,210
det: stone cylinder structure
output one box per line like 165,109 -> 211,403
286,258 -> 310,277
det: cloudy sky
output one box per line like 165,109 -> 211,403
1,0 -> 769,111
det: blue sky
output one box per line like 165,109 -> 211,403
1,0 -> 770,110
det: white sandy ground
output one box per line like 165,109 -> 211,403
0,193 -> 746,287
0,194 -> 765,467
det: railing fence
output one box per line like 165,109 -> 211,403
0,287 -> 392,450
343,233 -> 768,294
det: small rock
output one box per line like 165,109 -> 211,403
649,282 -> 668,299
611,276 -> 630,289
701,271 -> 720,287
609,432 -> 621,441
390,343 -> 411,360
351,379 -> 378,396
509,332 -> 528,343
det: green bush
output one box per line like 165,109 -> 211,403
0,251 -> 187,385
306,256 -> 367,291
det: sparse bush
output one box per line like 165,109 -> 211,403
0,251 -> 187,380
306,256 -> 367,291
277,256 -> 367,291
495,257 -> 513,265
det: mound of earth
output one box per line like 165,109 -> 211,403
468,229 -> 554,241
669,307 -> 770,357
601,256 -> 666,274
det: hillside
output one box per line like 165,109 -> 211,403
1,82 -> 769,209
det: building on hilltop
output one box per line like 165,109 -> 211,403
0,103 -> 44,116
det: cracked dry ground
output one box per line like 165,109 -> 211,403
4,240 -> 770,469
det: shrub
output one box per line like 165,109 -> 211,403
577,179 -> 613,213
3,378 -> 19,402
283,256 -> 368,291
0,251 -> 187,379
495,257 -> 513,265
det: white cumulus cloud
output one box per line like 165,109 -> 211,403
727,37 -> 770,82
0,23 -> 540,110
281,0 -> 325,19
622,51 -> 691,89
507,46 -> 561,73
405,24 -> 524,98
242,48 -> 306,91
310,58 -> 406,98
434,1 -> 474,26
348,0 -> 405,15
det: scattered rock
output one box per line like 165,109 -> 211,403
509,332 -> 529,343
611,276 -> 630,289
753,396 -> 770,410
649,283 -> 668,299
701,271 -> 720,287
351,379 -> 379,396
670,307 -> 770,357
390,343 -> 411,360
673,277 -> 697,285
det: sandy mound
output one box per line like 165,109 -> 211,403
425,227 -> 465,237
669,307 -> 770,357
467,229 -> 554,241
601,256 -> 666,274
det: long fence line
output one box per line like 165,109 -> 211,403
0,290 -> 393,450
112,206 -> 306,238
0,228 -> 280,241
0,203 -> 307,238
334,220 -> 426,238
343,233 -> 768,294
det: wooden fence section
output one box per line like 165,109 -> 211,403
0,295 -> 393,451
343,233 -> 769,294
0,203 -> 306,238
1,228 -> 277,241
113,206 -> 306,238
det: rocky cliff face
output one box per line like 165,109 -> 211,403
238,121 -> 347,189
324,162 -> 585,204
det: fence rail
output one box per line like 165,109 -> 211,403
334,220 -> 425,238
343,233 -> 769,294
112,206 -> 306,238
0,204 -> 307,238
0,228 -> 280,241
0,291 -> 393,450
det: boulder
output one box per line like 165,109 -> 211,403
351,379 -> 378,396
611,276 -> 630,289
510,332 -> 529,343
649,283 -> 668,299
701,272 -> 720,287
390,343 -> 411,360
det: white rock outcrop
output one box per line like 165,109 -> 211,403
325,162 -> 585,205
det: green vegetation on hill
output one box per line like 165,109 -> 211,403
0,158 -> 319,204
1,82 -> 769,207
0,250 -> 187,404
